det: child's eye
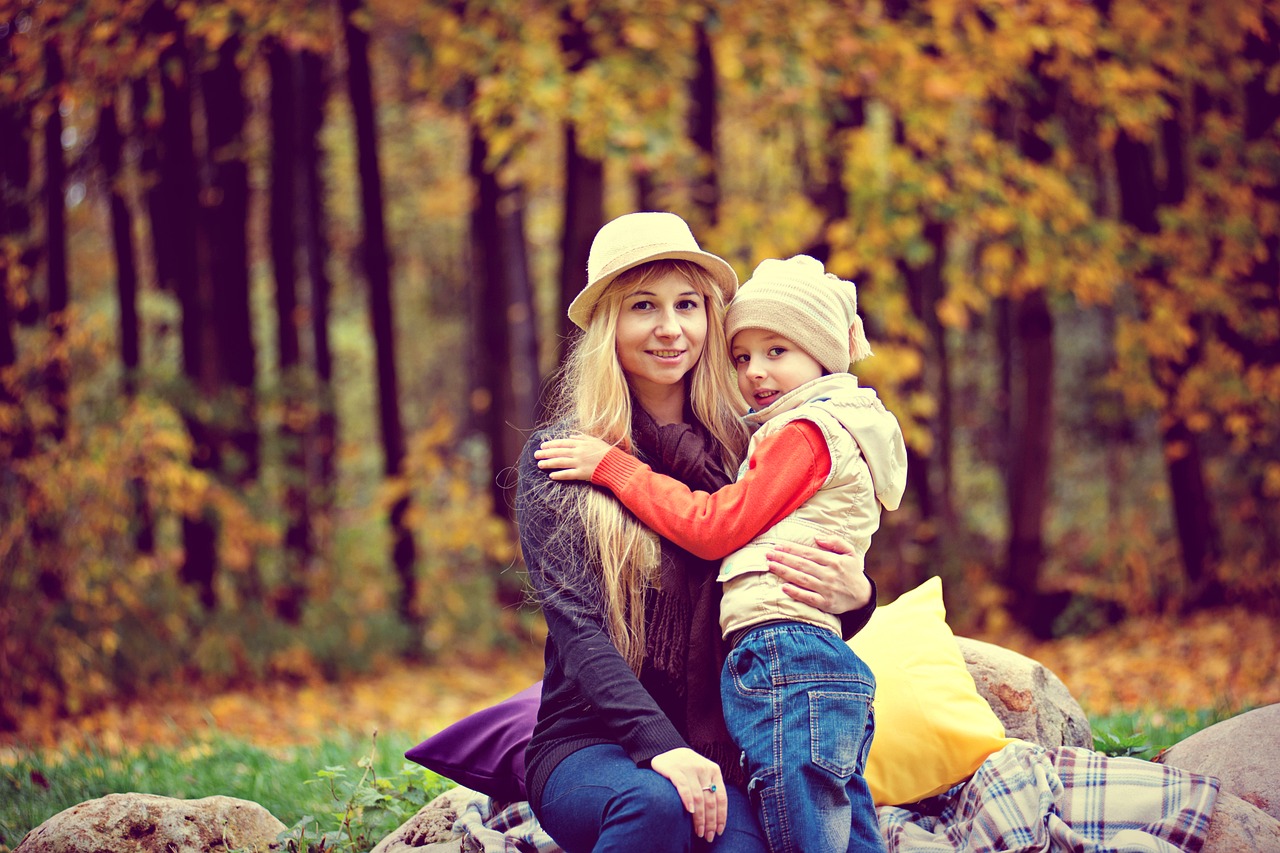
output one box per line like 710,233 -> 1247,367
769,346 -> 786,357
733,353 -> 749,365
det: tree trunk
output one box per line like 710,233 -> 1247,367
1001,58 -> 1058,632
800,96 -> 863,264
558,124 -> 605,351
98,93 -> 154,554
633,167 -> 657,212
131,75 -> 174,295
99,97 -> 141,397
929,220 -> 955,530
30,37 -> 70,606
1234,18 -> 1280,571
201,34 -> 259,487
557,8 -> 604,349
897,217 -> 952,534
297,48 -> 338,536
1005,289 -> 1054,626
268,40 -> 312,623
42,38 -> 68,443
150,3 -> 218,608
0,20 -> 31,395
0,27 -> 32,479
1113,124 -> 1224,608
339,0 -> 419,636
687,18 -> 719,228
468,127 -> 507,513
498,184 -> 540,495
468,127 -> 539,519
992,292 -> 1013,466
883,109 -> 953,586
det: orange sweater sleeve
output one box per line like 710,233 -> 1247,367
590,420 -> 832,560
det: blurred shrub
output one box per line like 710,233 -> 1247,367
0,330 -> 521,728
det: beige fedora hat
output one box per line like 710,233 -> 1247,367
567,212 -> 738,330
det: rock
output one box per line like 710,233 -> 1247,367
956,636 -> 1093,749
369,786 -> 483,853
16,792 -> 285,853
1159,704 -> 1280,822
1201,790 -> 1280,853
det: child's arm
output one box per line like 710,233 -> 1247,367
536,421 -> 831,560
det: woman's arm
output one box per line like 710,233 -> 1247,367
516,436 -> 685,761
537,421 -> 831,561
518,436 -> 729,841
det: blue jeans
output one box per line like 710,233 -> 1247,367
537,743 -> 767,853
722,622 -> 884,853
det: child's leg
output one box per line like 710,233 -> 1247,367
721,623 -> 884,853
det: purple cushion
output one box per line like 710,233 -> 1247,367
404,681 -> 540,803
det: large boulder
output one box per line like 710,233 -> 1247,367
370,787 -> 483,853
15,793 -> 285,853
1158,704 -> 1280,822
955,635 -> 1093,749
1201,791 -> 1280,853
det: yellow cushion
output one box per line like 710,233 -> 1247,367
849,576 -> 1015,806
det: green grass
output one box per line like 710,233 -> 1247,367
1089,706 -> 1250,759
2,708 -> 1246,851
1,731 -> 453,852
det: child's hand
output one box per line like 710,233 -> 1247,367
535,435 -> 613,481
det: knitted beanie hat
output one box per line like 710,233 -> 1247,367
725,254 -> 872,374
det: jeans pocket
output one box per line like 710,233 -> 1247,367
858,703 -> 875,771
809,689 -> 873,778
727,641 -> 773,695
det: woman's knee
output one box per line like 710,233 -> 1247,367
607,770 -> 688,828
542,766 -> 690,851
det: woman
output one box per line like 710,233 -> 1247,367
518,212 -> 877,852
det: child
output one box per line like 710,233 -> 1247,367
537,254 -> 906,853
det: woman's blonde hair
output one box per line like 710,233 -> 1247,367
543,259 -> 747,671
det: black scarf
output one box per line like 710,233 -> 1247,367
630,404 -> 745,786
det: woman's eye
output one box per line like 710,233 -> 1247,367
630,300 -> 653,311
676,298 -> 701,311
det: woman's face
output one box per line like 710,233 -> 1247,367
615,271 -> 708,400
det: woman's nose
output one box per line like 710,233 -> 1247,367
653,310 -> 680,338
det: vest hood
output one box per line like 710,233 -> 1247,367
747,374 -> 908,511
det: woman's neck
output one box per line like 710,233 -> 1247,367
633,381 -> 687,426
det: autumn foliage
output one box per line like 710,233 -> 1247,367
1,0 -> 1278,729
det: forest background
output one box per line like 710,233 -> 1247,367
1,0 -> 1278,735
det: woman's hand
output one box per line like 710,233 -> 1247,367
535,435 -> 613,481
766,536 -> 872,615
649,747 -> 727,843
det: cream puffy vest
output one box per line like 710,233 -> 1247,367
718,374 -> 907,640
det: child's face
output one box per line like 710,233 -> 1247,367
731,328 -> 824,410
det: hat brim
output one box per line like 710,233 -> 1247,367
568,250 -> 738,331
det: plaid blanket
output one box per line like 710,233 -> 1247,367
455,796 -> 560,853
455,742 -> 1219,853
878,742 -> 1219,853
